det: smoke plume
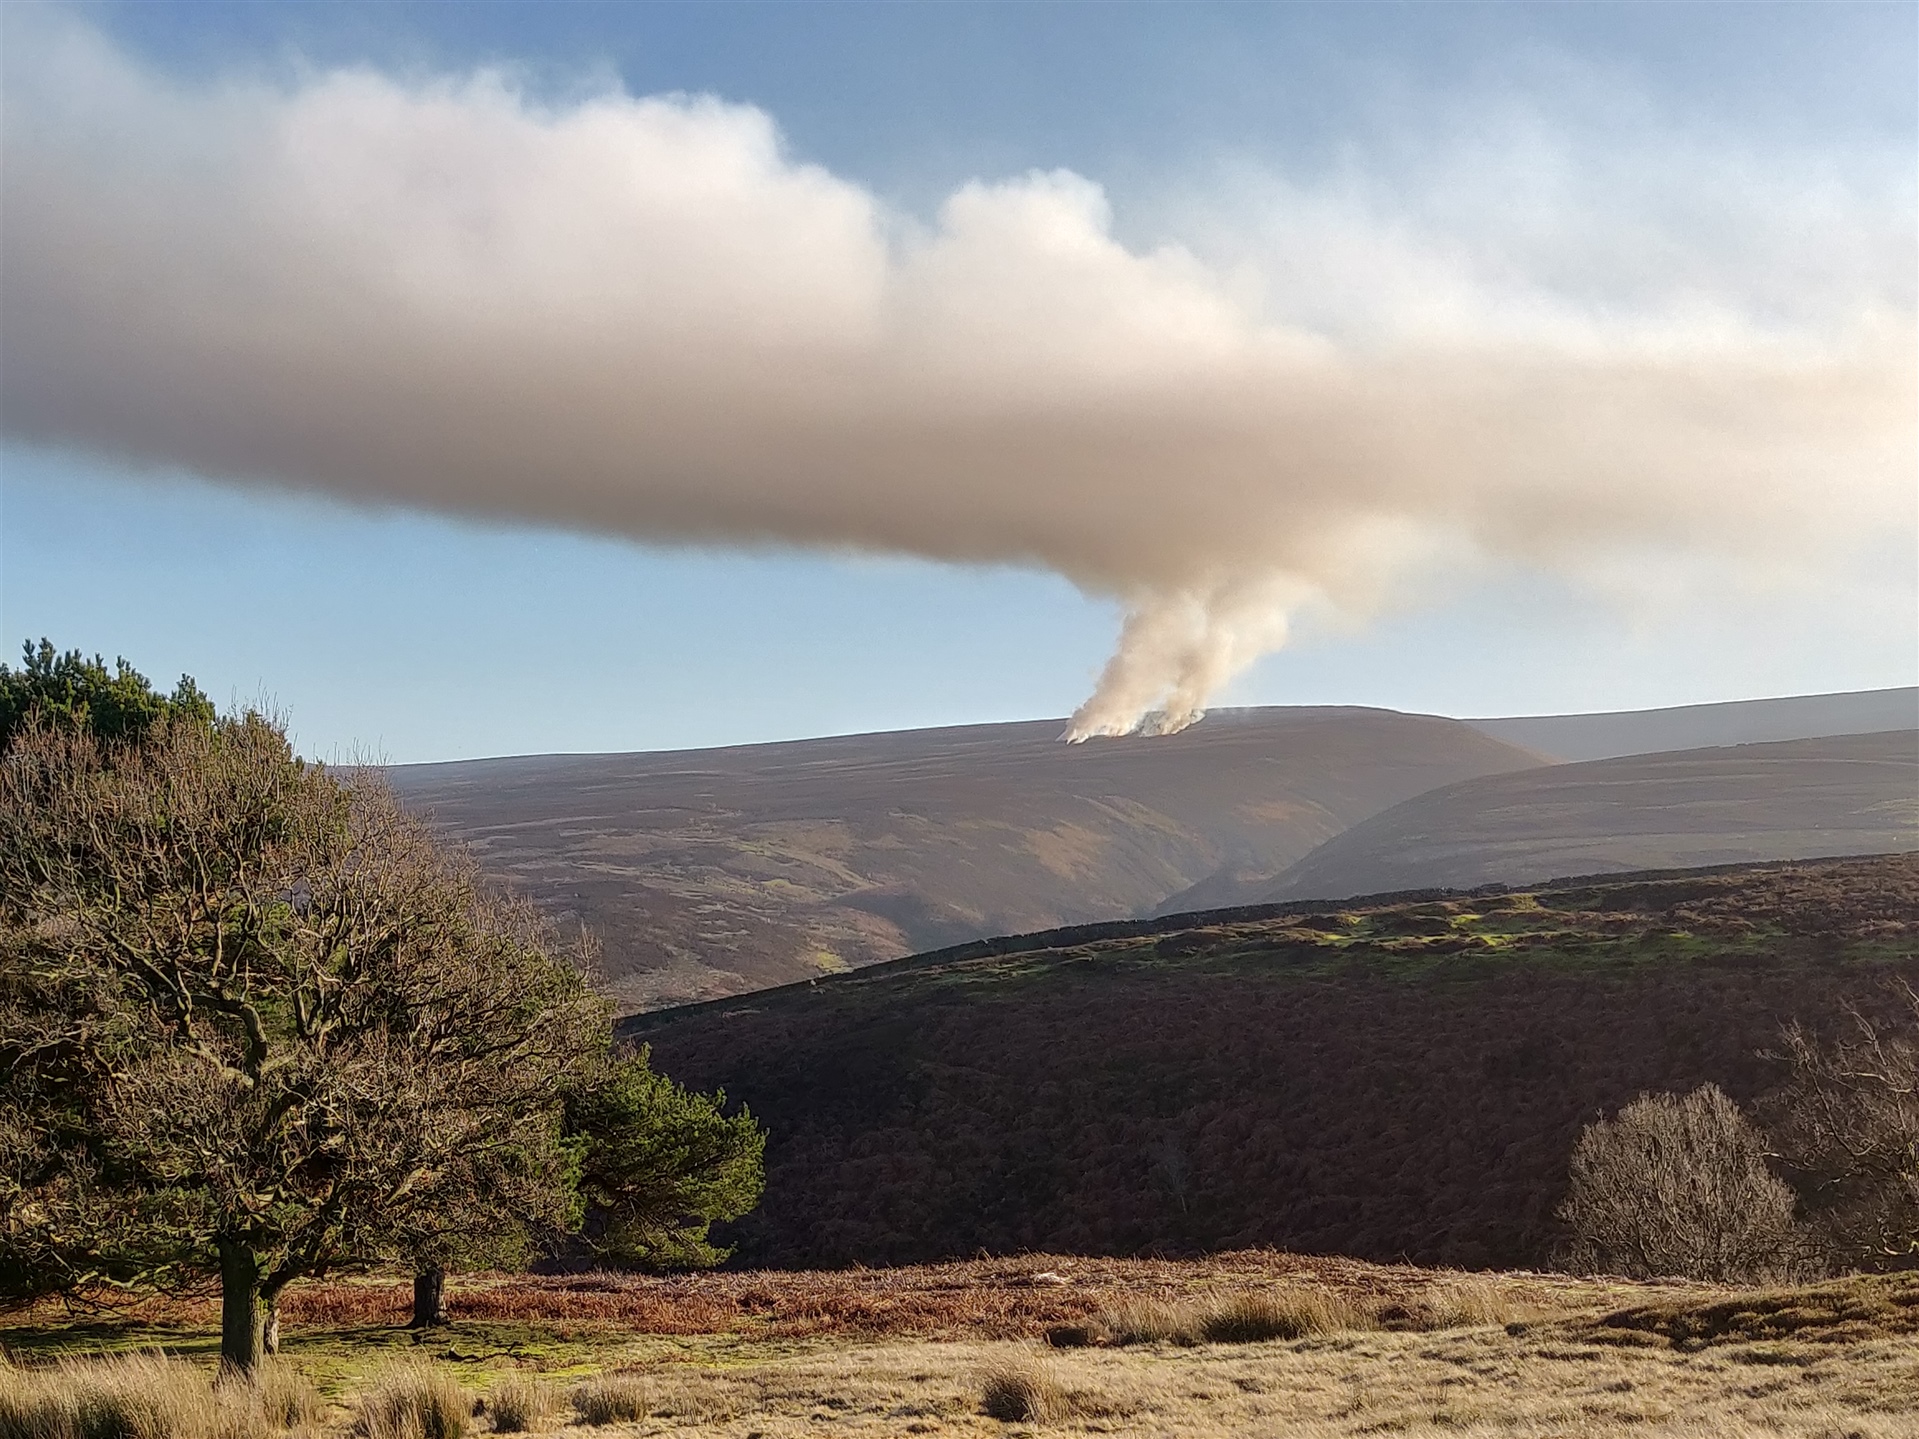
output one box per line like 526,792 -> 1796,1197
2,19 -> 1911,737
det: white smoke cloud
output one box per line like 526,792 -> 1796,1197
2,16 -> 1912,738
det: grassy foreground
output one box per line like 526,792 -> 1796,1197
5,1254 -> 1917,1437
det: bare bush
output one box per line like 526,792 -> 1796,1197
1770,982 -> 1919,1269
1558,1083 -> 1817,1282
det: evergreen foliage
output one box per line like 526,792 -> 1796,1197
568,1048 -> 764,1269
0,638 -> 213,751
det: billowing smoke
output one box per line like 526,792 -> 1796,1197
3,18 -> 1912,737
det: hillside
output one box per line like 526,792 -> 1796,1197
1162,724 -> 1919,914
1255,730 -> 1918,904
388,706 -> 1536,1009
624,854 -> 1919,1271
1464,685 -> 1917,761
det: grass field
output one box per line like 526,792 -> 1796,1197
6,1254 -> 1917,1437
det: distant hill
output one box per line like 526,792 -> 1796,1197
389,707 -> 1535,1010
1256,730 -> 1918,905
626,854 -> 1919,1271
1465,687 -> 1917,762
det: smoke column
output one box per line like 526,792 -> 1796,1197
2,18 -> 1911,737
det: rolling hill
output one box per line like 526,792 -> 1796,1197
624,853 -> 1919,1271
1464,686 -> 1918,761
1255,729 -> 1919,905
388,706 -> 1537,1009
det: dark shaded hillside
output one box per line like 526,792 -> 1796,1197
1259,730 -> 1918,904
1464,686 -> 1918,762
388,707 -> 1535,1010
625,855 -> 1919,1271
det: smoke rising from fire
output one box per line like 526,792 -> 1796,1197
2,20 -> 1911,738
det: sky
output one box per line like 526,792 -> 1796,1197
2,1 -> 1913,762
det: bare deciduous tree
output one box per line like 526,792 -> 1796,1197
1557,1083 -> 1817,1283
1770,982 -> 1919,1270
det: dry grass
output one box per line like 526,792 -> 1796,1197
1197,1287 -> 1370,1343
977,1351 -> 1075,1423
1585,1271 -> 1919,1349
481,1377 -> 551,1433
1380,1274 -> 1539,1331
483,1321 -> 1919,1437
1050,1279 -> 1523,1348
11,1250 -> 1613,1344
6,1259 -> 1916,1436
258,1361 -> 326,1432
351,1363 -> 471,1439
0,1352 -> 268,1439
570,1375 -> 652,1426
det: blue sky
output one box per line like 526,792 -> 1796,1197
3,2 -> 1913,761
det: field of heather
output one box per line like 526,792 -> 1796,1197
628,855 -> 1919,1272
7,1254 -> 1918,1437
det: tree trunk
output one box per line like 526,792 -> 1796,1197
262,1293 -> 281,1355
410,1266 -> 448,1328
217,1238 -> 265,1375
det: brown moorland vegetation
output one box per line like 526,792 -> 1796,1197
7,1250 -> 1600,1343
387,707 -> 1539,1008
625,854 -> 1919,1270
6,1257 -> 1918,1436
1256,729 -> 1919,904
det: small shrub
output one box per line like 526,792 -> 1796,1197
485,1377 -> 551,1434
570,1375 -> 651,1426
1559,1083 -> 1817,1283
353,1364 -> 471,1439
979,1354 -> 1073,1423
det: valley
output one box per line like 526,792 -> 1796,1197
391,689 -> 1918,1010
389,706 -> 1536,1009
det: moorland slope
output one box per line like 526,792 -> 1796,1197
389,707 -> 1535,1009
1465,686 -> 1917,761
1257,730 -> 1919,905
626,854 -> 1919,1272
